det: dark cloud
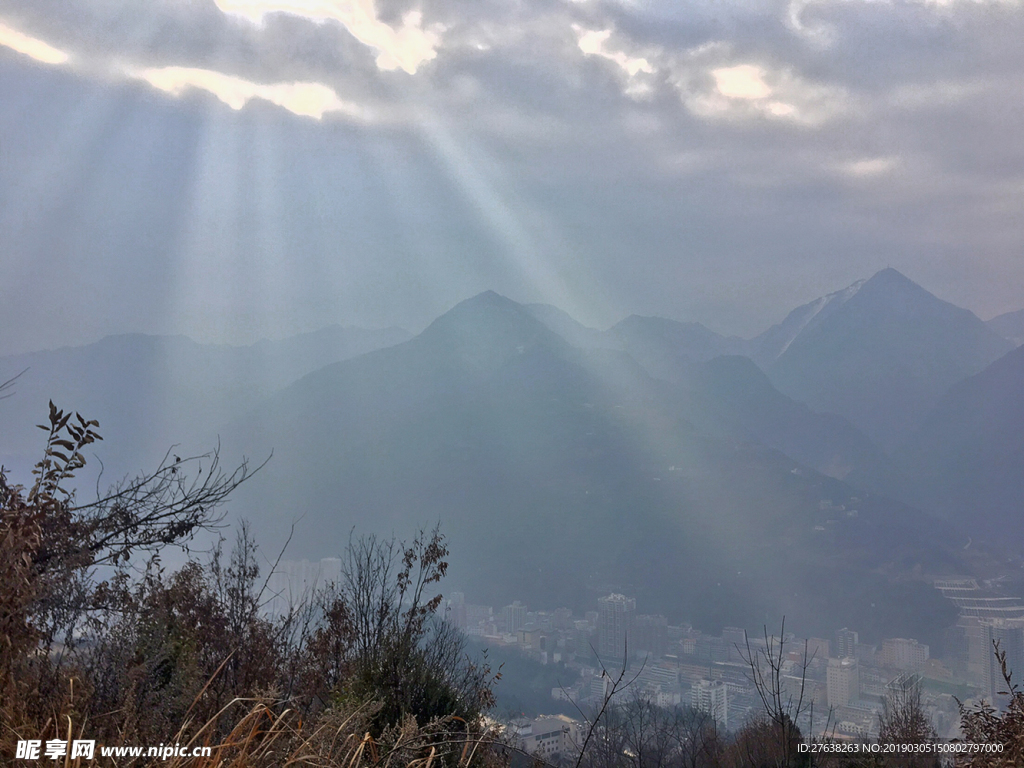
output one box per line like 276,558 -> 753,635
1,0 -> 1024,355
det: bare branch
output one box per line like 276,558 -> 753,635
0,367 -> 27,400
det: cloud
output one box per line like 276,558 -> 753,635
712,64 -> 772,99
4,0 -> 1024,347
213,0 -> 442,74
670,52 -> 852,126
834,156 -> 900,177
131,65 -> 367,120
0,16 -> 371,122
576,27 -> 655,77
0,20 -> 69,65
574,25 -> 657,97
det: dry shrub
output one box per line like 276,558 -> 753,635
2,403 -> 503,768
956,641 -> 1024,767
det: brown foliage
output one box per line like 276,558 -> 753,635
1,402 -> 502,766
957,641 -> 1024,767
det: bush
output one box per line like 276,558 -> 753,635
0,402 -> 502,766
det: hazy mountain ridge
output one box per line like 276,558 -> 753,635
751,279 -> 865,366
0,325 -> 410,477
3,275 -> 1010,640
683,356 -> 885,479
858,343 -> 1024,537
526,301 -> 884,479
524,304 -> 750,372
764,268 -> 1011,451
221,290 -> 960,641
988,308 -> 1024,346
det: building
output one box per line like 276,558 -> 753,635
598,593 -> 636,661
503,601 -> 527,634
518,716 -> 580,761
935,579 -> 1024,620
886,672 -> 924,700
807,638 -> 832,662
633,614 -> 669,660
879,638 -> 929,671
265,558 -> 342,617
835,628 -> 859,659
589,672 -> 613,701
963,617 -> 1024,702
827,657 -> 860,707
691,679 -> 729,731
553,607 -> 574,630
721,627 -> 748,662
447,592 -> 467,629
464,604 -> 493,635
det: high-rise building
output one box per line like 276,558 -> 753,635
634,615 -> 668,660
827,657 -> 860,707
265,558 -> 342,617
835,628 -> 859,659
966,618 -> 1024,702
879,638 -> 929,671
691,680 -> 729,731
447,592 -> 467,629
598,593 -> 636,661
721,627 -> 748,662
503,601 -> 527,634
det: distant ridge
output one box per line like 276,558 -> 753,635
763,268 -> 1011,451
531,301 -> 884,478
0,325 -> 411,477
221,289 -> 959,641
988,308 -> 1024,346
866,343 -> 1024,536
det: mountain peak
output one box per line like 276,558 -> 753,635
467,289 -> 505,303
871,266 -> 909,280
766,268 -> 1012,450
419,290 -> 569,359
860,267 -> 928,296
433,290 -> 530,321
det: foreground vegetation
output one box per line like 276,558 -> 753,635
2,396 -> 1023,766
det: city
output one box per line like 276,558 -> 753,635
268,557 -> 1024,753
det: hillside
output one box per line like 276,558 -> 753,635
223,292 -> 959,641
765,269 -> 1011,451
988,309 -> 1024,346
0,325 -> 410,477
863,344 -> 1024,538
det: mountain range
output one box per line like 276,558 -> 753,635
0,325 -> 410,477
3,269 -> 1022,640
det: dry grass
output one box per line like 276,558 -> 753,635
10,692 -> 509,768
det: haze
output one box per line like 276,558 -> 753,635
2,0 -> 1024,356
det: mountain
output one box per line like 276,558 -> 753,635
682,356 -> 885,479
526,306 -> 749,379
863,344 -> 1024,537
524,304 -> 609,349
224,291 -> 959,641
764,269 -> 1012,451
988,309 -> 1024,346
751,280 -> 865,367
527,305 -> 882,478
0,325 -> 410,478
605,316 -> 749,381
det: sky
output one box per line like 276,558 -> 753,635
1,0 -> 1023,356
